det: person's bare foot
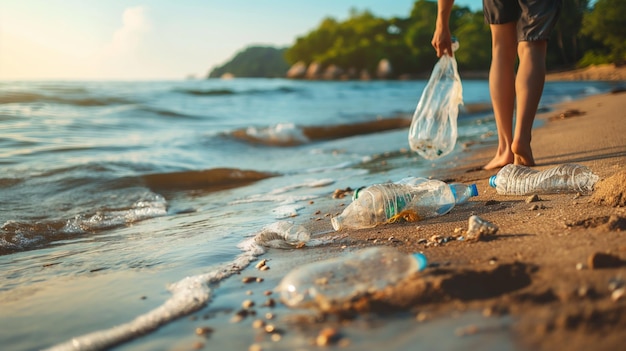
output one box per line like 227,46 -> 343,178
483,150 -> 514,170
513,153 -> 535,166
512,140 -> 535,166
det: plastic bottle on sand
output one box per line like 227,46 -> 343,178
276,246 -> 428,310
331,178 -> 478,231
489,163 -> 599,195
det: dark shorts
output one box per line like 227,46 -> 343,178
483,0 -> 562,41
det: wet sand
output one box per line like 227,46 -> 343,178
317,90 -> 626,350
196,89 -> 626,351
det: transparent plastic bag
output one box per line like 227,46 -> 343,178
408,41 -> 463,160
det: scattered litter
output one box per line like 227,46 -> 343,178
526,194 -> 541,203
466,215 -> 499,241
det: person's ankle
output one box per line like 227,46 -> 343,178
513,154 -> 535,166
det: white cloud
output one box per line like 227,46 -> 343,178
102,6 -> 151,58
84,5 -> 156,79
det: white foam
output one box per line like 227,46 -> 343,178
45,236 -> 266,351
246,122 -> 309,144
60,195 -> 167,234
272,204 -> 305,219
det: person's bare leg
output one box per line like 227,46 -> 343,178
512,40 -> 547,166
484,23 -> 518,170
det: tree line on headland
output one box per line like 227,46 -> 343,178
207,0 -> 625,80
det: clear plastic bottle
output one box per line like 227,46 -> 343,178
489,163 -> 599,195
331,178 -> 478,231
276,246 -> 428,310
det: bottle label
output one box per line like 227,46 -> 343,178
390,195 -> 407,219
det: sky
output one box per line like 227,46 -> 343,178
0,0 -> 482,80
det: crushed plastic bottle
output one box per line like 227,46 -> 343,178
331,178 -> 478,231
489,163 -> 600,195
276,246 -> 428,311
253,220 -> 311,249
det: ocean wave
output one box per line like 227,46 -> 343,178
229,117 -> 411,147
174,86 -> 299,97
0,91 -> 132,106
138,106 -> 206,120
0,193 -> 167,254
140,168 -> 277,193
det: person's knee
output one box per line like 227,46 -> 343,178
517,40 -> 547,59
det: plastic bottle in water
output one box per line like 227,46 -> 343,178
489,163 -> 600,195
276,246 -> 428,310
331,178 -> 478,231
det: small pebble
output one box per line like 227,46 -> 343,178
576,263 -> 585,270
455,324 -> 479,337
611,288 -> 625,302
252,319 -> 265,329
264,298 -> 276,308
242,277 -> 257,283
260,265 -> 270,271
416,312 -> 428,322
608,277 -> 625,291
246,290 -> 253,295
242,300 -> 255,309
316,327 -> 340,346
526,194 -> 540,203
195,327 -> 214,336
255,259 -> 267,269
265,312 -> 275,320
256,277 -> 264,283
264,290 -> 273,296
271,333 -> 282,342
249,344 -> 262,351
264,324 -> 276,333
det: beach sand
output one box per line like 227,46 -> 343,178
187,88 -> 626,351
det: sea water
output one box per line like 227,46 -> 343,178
0,78 -> 617,350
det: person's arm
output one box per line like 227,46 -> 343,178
432,0 -> 454,57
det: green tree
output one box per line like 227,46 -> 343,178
208,46 -> 289,78
454,11 -> 491,71
580,0 -> 626,65
548,0 -> 590,68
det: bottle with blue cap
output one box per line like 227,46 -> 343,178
275,246 -> 428,311
331,177 -> 478,231
489,163 -> 599,195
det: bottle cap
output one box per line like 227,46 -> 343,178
412,253 -> 428,271
352,186 -> 365,201
469,184 -> 478,197
489,175 -> 497,188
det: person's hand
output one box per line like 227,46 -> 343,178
431,27 -> 452,57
